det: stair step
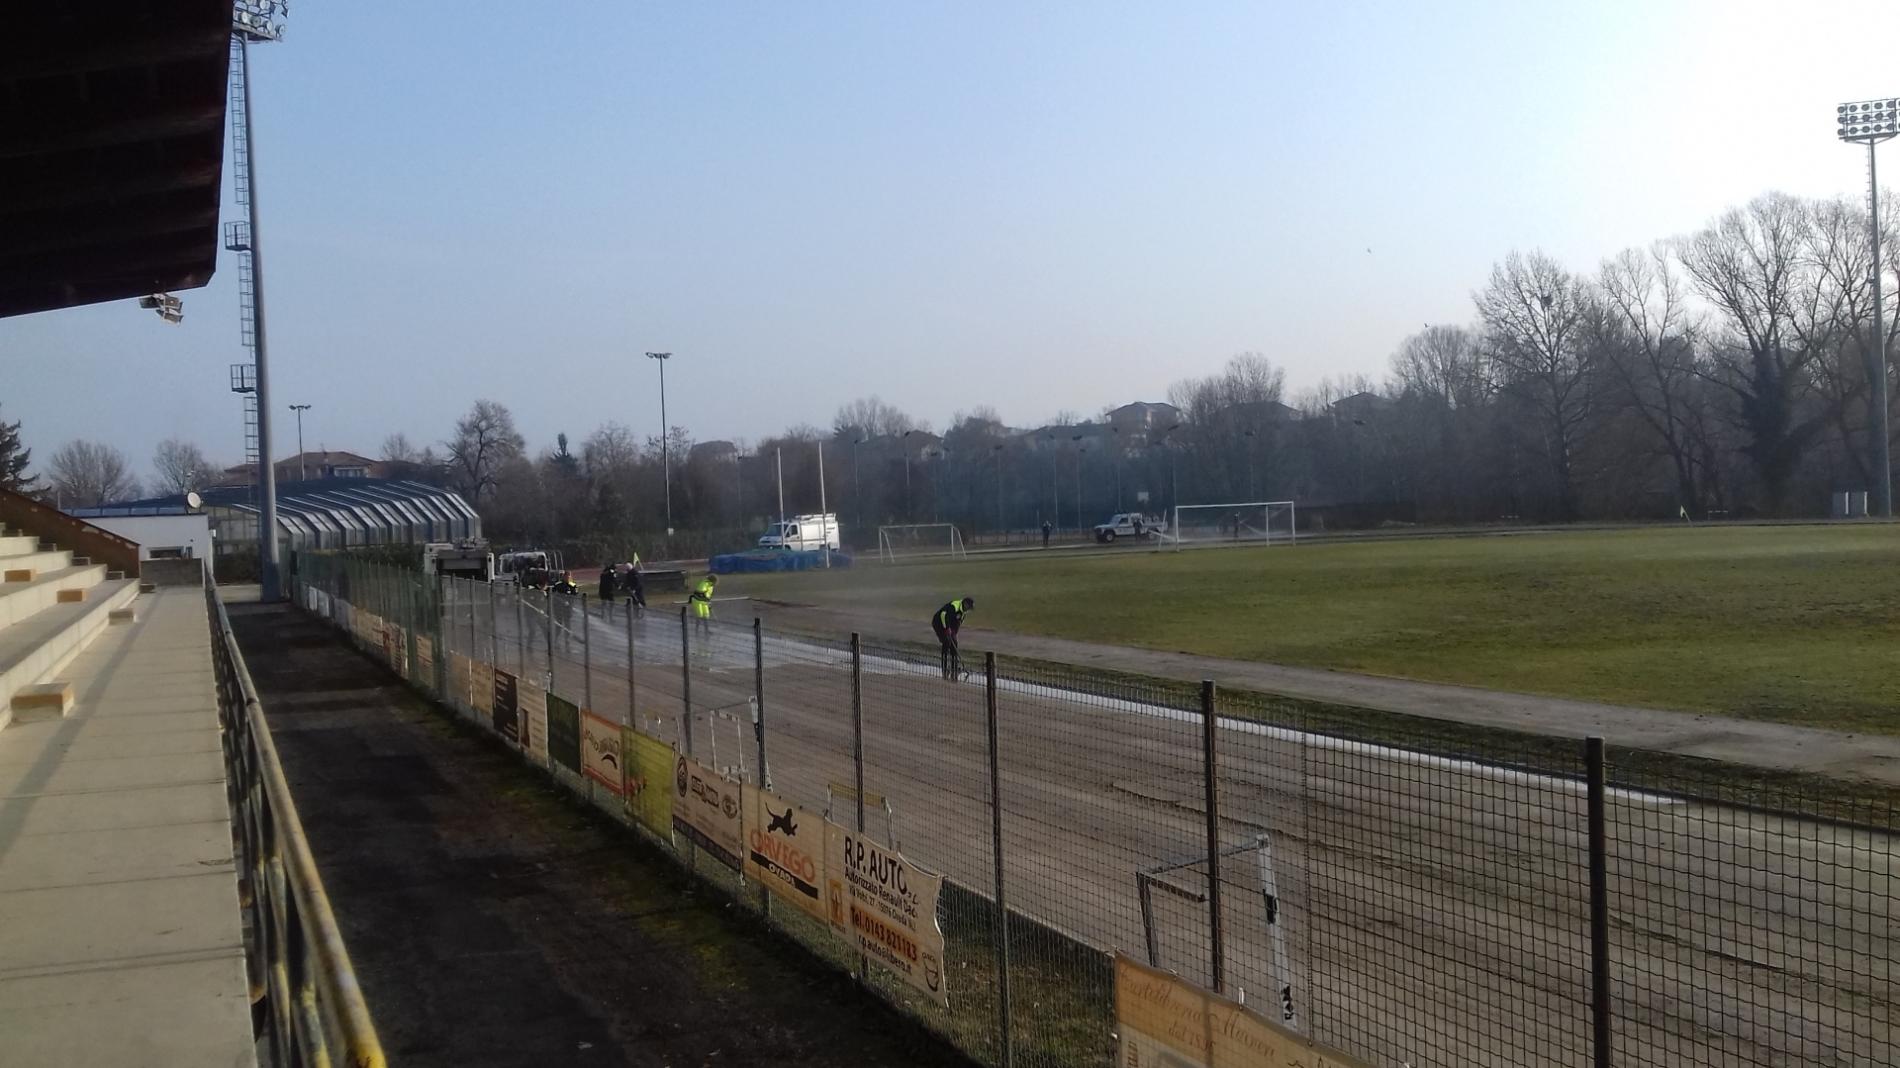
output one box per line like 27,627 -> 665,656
11,681 -> 73,722
56,588 -> 85,604
0,549 -> 77,582
109,608 -> 136,625
0,534 -> 39,557
0,564 -> 107,629
0,578 -> 139,729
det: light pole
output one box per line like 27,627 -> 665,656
902,429 -> 916,520
992,443 -> 1006,535
1163,423 -> 1182,515
232,1 -> 287,600
1072,434 -> 1087,528
645,351 -> 674,532
288,404 -> 311,481
1244,428 -> 1258,500
1839,98 -> 1897,517
852,436 -> 865,534
1042,433 -> 1060,528
733,449 -> 746,531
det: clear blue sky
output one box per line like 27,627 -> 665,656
6,0 -> 1896,473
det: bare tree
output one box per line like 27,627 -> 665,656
582,422 -> 640,476
1595,246 -> 1716,513
1676,193 -> 1833,513
1391,325 -> 1487,410
445,399 -> 525,503
151,438 -> 214,496
380,432 -> 420,463
833,396 -> 922,440
50,440 -> 140,506
1477,250 -> 1597,519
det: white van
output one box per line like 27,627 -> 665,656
758,513 -> 842,552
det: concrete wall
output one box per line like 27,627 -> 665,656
141,558 -> 206,587
85,514 -> 213,563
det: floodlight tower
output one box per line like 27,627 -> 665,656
225,1 -> 288,597
1838,97 -> 1897,517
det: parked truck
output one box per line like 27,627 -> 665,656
1092,512 -> 1168,543
758,513 -> 842,552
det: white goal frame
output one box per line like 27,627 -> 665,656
1171,501 -> 1297,550
876,523 -> 968,563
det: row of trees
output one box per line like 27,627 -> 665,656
0,410 -> 220,508
6,188 -> 1891,544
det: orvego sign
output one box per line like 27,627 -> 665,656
743,785 -> 827,922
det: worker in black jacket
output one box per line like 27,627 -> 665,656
931,596 -> 975,680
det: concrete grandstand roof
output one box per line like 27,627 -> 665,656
0,2 -> 234,319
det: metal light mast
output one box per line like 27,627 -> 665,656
1838,98 -> 1898,518
225,1 -> 288,598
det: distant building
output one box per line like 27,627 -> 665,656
70,478 -> 479,561
1329,391 -> 1391,426
216,450 -> 388,488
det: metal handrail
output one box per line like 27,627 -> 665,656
206,578 -> 385,1067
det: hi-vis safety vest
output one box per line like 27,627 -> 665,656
692,579 -> 715,617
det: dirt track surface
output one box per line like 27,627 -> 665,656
733,599 -> 1900,787
466,594 -> 1893,1068
228,602 -> 975,1068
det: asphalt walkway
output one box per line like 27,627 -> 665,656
0,588 -> 255,1068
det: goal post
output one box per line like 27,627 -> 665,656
1171,501 -> 1297,550
876,523 -> 968,563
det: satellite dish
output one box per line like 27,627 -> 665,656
186,491 -> 204,510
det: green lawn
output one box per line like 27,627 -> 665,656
725,526 -> 1900,732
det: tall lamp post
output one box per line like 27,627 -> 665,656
1243,428 -> 1258,500
1163,423 -> 1182,515
645,351 -> 674,532
1839,97 -> 1897,517
992,443 -> 1006,535
288,403 -> 311,481
1072,433 -> 1087,528
902,429 -> 916,520
852,436 -> 865,534
1042,433 -> 1059,528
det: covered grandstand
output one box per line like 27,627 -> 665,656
69,478 -> 481,559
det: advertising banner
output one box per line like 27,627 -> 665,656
447,653 -> 472,711
825,822 -> 948,1005
582,712 -> 627,794
520,684 -> 547,764
546,692 -> 582,773
626,730 -> 674,837
471,661 -> 494,718
671,754 -> 743,870
1114,955 -> 1368,1068
491,669 -> 519,743
743,786 -> 829,923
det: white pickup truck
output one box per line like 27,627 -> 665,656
1092,513 -> 1167,543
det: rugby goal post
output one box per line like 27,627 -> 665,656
1172,501 -> 1297,550
876,523 -> 968,563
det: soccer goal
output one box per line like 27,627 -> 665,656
876,523 -> 968,563
1172,501 -> 1297,549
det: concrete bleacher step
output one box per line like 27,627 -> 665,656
11,682 -> 73,723
0,564 -> 106,629
0,547 -> 76,584
0,534 -> 41,556
0,578 -> 139,731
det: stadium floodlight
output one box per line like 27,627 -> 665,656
288,404 -> 312,480
1837,97 -> 1897,517
646,351 -> 674,532
138,293 -> 183,324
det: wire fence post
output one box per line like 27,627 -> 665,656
1201,678 -> 1225,994
634,592 -> 649,725
466,577 -> 476,672
515,584 -> 526,678
754,617 -> 770,916
1588,736 -> 1612,1068
851,632 -> 867,982
680,606 -> 694,756
543,589 -> 554,692
582,593 -> 593,710
985,652 -> 1014,1068
488,578 -> 499,671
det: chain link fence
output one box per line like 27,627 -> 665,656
291,554 -> 1896,1068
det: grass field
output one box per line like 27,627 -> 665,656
724,525 -> 1900,732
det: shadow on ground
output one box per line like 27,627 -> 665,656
228,601 -> 977,1068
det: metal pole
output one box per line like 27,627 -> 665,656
488,579 -> 499,674
1200,679 -> 1225,993
1587,736 -> 1613,1068
817,441 -> 831,569
515,584 -> 525,679
776,448 -> 785,527
290,404 -> 308,481
851,634 -> 865,832
241,34 -> 282,602
1869,142 -> 1893,517
582,594 -> 593,709
543,589 -> 554,693
626,596 -> 637,729
985,653 -> 1015,1068
680,607 -> 694,755
753,619 -> 767,787
851,631 -> 867,981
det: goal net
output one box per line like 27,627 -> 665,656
1172,501 -> 1297,549
876,523 -> 968,563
